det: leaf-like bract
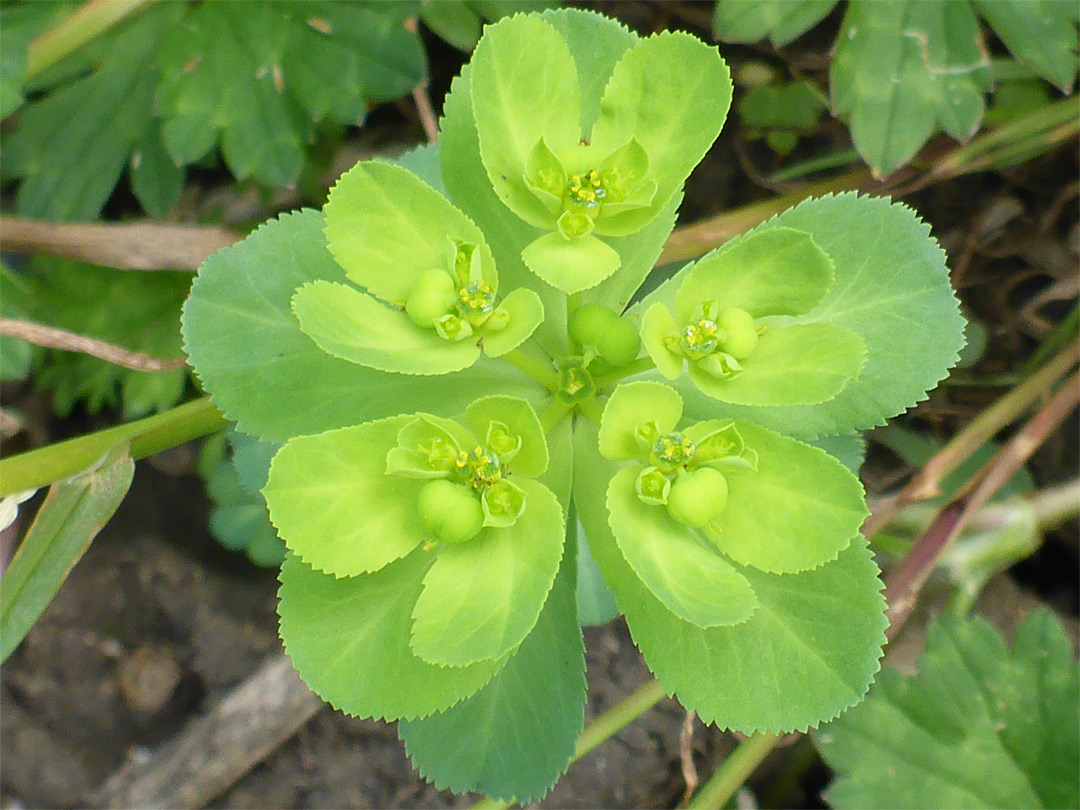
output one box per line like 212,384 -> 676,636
410,479 -> 564,666
264,417 -> 428,577
400,529 -> 585,801
181,209 -> 543,443
574,421 -> 886,732
278,550 -> 504,722
657,193 -> 964,439
817,611 -> 1079,809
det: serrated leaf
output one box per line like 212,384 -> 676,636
831,1 -> 992,177
410,479 -> 564,666
712,421 -> 866,573
576,517 -> 619,626
972,0 -> 1078,93
230,430 -> 280,496
607,467 -> 757,627
686,322 -> 866,407
6,4 -> 183,220
674,227 -> 834,319
713,0 -> 839,47
324,160 -> 496,304
665,193 -> 964,439
264,416 -> 427,577
26,259 -> 190,418
399,523 -> 585,801
156,2 -> 424,187
278,550 -> 504,721
0,450 -> 134,663
574,420 -> 887,732
181,209 -> 544,443
291,281 -> 482,375
470,14 -> 582,230
589,30 -> 732,235
817,611 -> 1079,809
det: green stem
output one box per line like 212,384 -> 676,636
686,732 -> 783,809
470,679 -> 668,810
576,397 -> 604,425
593,355 -> 656,389
0,397 -> 226,496
502,347 -> 558,392
1023,300 -> 1078,376
26,0 -> 156,79
539,399 -> 573,434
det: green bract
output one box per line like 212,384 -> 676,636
179,7 -> 966,801
469,14 -> 732,294
641,226 -> 867,406
265,396 -> 564,669
598,381 -> 867,627
300,160 -> 544,375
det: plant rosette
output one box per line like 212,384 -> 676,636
468,13 -> 732,294
296,160 -> 545,376
640,226 -> 867,406
264,395 -> 565,715
598,381 -> 868,628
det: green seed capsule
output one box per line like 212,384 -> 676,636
568,303 -> 617,349
665,467 -> 728,528
405,269 -> 457,328
596,318 -> 642,366
717,307 -> 758,360
417,479 -> 484,545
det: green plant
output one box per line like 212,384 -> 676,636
178,9 -> 965,800
714,0 -> 1079,176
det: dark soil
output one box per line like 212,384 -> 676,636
2,3 -> 1077,808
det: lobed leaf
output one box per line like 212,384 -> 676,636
713,0 -> 840,47
831,1 -> 992,177
817,611 -> 1079,809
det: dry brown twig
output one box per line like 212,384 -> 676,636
0,319 -> 188,372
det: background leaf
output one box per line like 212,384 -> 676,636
21,259 -> 190,418
831,0 -> 992,177
399,527 -> 586,801
971,0 -> 1078,93
817,611 -> 1079,809
714,0 -> 840,47
0,450 -> 134,663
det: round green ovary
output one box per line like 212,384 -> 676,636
418,479 -> 484,544
569,304 -> 641,366
717,307 -> 758,359
405,269 -> 457,328
665,467 -> 729,528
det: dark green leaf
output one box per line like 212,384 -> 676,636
818,611 -> 1079,809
